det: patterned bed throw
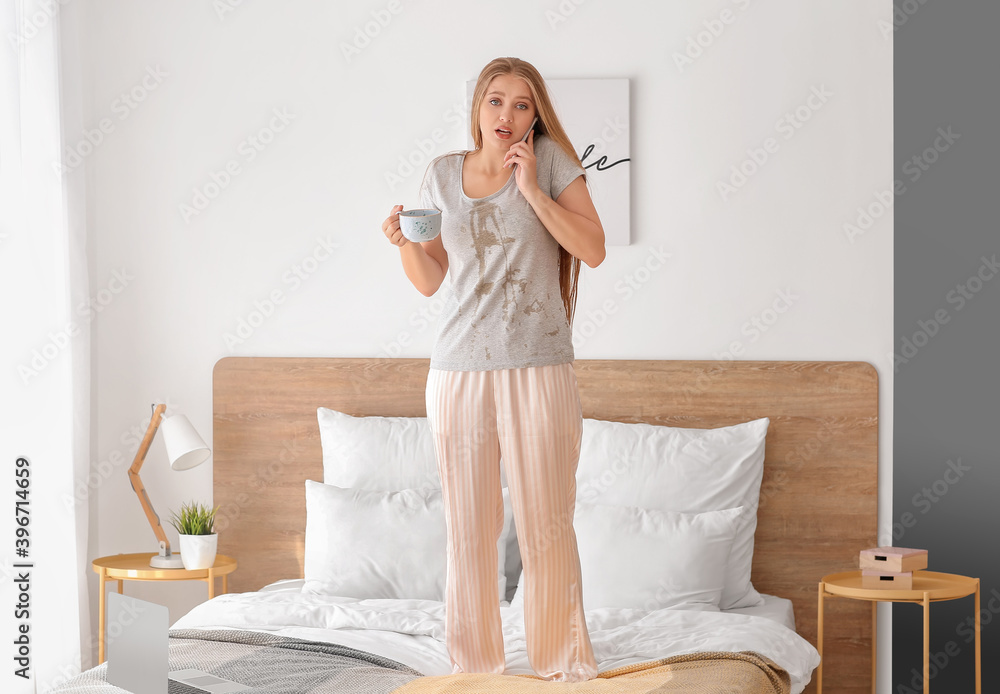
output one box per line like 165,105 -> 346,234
51,630 -> 789,694
389,651 -> 790,694
51,629 -> 422,693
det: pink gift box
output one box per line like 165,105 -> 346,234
860,546 -> 928,573
862,570 -> 914,590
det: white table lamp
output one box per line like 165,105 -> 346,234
126,404 -> 212,568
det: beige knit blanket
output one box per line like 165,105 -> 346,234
391,651 -> 791,693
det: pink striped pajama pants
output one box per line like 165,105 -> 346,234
425,362 -> 597,682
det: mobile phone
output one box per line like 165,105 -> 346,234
521,117 -> 538,142
512,117 -> 538,171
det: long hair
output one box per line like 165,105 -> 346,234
469,57 -> 583,327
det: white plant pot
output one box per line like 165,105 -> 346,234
178,533 -> 218,570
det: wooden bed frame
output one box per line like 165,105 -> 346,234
213,357 -> 878,694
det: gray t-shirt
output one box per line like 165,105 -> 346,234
419,135 -> 586,371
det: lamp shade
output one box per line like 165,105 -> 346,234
160,414 -> 211,471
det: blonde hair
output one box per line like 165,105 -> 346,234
469,57 -> 583,327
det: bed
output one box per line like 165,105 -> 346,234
60,358 -> 877,693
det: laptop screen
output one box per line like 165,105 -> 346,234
104,592 -> 251,693
106,592 -> 168,694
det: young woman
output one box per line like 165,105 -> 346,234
380,56 -> 605,682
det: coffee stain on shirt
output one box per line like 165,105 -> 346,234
524,299 -> 543,315
467,202 -> 526,324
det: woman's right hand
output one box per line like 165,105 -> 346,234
382,204 -> 408,247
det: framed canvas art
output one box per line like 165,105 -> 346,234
467,78 -> 631,246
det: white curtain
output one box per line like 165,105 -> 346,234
0,1 -> 91,692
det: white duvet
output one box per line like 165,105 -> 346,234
172,586 -> 820,693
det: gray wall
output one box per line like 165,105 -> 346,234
893,1 -> 1000,690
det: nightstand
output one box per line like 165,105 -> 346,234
92,552 -> 237,663
817,570 -> 981,694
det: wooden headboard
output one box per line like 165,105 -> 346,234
213,358 -> 878,694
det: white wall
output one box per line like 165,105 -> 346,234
65,0 -> 893,683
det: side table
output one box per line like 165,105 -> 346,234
817,570 -> 980,694
92,552 -> 237,663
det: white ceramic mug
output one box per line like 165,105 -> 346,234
398,209 -> 442,242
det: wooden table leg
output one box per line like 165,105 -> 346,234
923,592 -> 930,694
975,579 -> 981,694
98,570 -> 106,664
817,582 -> 824,694
116,579 -> 123,594
208,568 -> 216,599
222,573 -> 228,594
871,601 -> 878,694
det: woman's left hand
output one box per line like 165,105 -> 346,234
505,130 -> 540,200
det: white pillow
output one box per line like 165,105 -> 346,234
303,480 -> 510,602
317,408 -> 440,490
317,408 -> 515,602
511,503 -> 743,612
575,417 -> 768,610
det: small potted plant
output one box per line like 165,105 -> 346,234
168,501 -> 219,570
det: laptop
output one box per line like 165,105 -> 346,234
106,593 -> 250,693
